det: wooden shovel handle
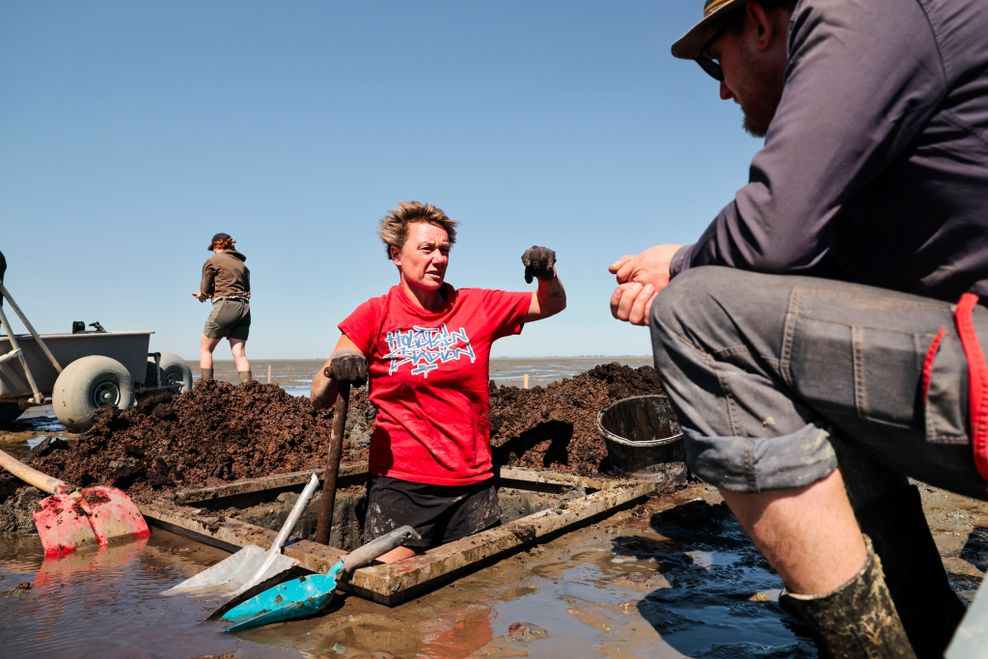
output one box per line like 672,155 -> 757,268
314,381 -> 350,545
0,448 -> 70,495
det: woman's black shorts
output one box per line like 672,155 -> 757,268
360,475 -> 501,548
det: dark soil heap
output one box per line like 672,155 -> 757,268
14,363 -> 671,502
24,380 -> 376,501
490,362 -> 671,474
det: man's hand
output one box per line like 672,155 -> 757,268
323,349 -> 368,386
608,244 -> 682,326
522,246 -> 557,284
192,291 -> 209,303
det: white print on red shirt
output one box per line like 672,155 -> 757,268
384,324 -> 477,377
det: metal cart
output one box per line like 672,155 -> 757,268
0,282 -> 192,431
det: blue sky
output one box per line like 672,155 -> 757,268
1,2 -> 760,360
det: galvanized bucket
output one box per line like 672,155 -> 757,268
596,395 -> 684,476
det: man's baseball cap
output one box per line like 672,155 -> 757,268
672,0 -> 747,59
208,232 -> 233,250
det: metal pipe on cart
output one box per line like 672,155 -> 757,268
0,304 -> 45,404
0,282 -> 63,374
0,347 -> 22,367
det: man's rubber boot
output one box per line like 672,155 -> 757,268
780,535 -> 916,659
855,485 -> 966,658
238,370 -> 252,384
199,368 -> 213,382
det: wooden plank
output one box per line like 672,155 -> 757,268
175,464 -> 628,504
173,463 -> 366,504
139,499 -> 282,553
346,479 -> 657,605
496,465 -> 620,492
141,473 -> 656,606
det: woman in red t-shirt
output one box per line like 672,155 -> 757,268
311,200 -> 566,562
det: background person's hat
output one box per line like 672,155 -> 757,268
208,232 -> 233,250
671,0 -> 747,59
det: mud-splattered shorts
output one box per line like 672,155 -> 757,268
360,475 -> 501,548
203,298 -> 251,340
650,266 -> 988,500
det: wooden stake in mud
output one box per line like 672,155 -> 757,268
315,381 -> 350,545
267,364 -> 272,384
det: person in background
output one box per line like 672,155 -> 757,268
609,0 -> 988,656
193,232 -> 252,383
311,201 -> 565,562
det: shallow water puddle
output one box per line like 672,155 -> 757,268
0,530 -> 298,657
0,495 -> 817,658
0,406 -> 66,454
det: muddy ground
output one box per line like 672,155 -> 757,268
0,363 -> 671,532
1,364 -> 987,656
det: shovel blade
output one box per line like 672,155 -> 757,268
222,570 -> 340,631
163,545 -> 268,595
163,546 -> 298,597
80,486 -> 150,546
33,493 -> 100,556
206,564 -> 310,621
32,486 -> 149,556
221,525 -> 421,632
233,554 -> 301,597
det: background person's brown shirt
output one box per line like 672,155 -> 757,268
200,250 -> 250,301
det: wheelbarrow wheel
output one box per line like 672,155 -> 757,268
145,352 -> 193,393
53,356 -> 134,432
0,402 -> 21,426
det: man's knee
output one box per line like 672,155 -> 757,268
650,266 -> 738,348
685,422 -> 839,492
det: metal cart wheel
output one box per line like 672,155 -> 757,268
146,352 -> 193,393
52,355 -> 134,432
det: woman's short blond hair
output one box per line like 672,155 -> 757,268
378,201 -> 458,259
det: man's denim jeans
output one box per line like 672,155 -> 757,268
650,267 -> 988,500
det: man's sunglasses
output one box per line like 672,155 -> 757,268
694,18 -> 734,81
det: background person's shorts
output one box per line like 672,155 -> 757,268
360,475 -> 501,548
203,299 -> 251,340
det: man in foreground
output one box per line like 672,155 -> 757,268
610,0 -> 988,655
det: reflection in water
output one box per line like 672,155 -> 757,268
417,603 -> 495,658
0,406 -> 68,460
0,531 -> 297,658
625,500 -> 816,658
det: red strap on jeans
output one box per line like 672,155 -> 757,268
922,326 -> 947,403
954,293 -> 988,482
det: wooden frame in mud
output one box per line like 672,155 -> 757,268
139,464 -> 659,605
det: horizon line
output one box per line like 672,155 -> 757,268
188,354 -> 655,362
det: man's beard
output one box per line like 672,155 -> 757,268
739,89 -> 782,137
735,41 -> 786,138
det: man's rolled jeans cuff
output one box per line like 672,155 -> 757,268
683,422 -> 838,493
